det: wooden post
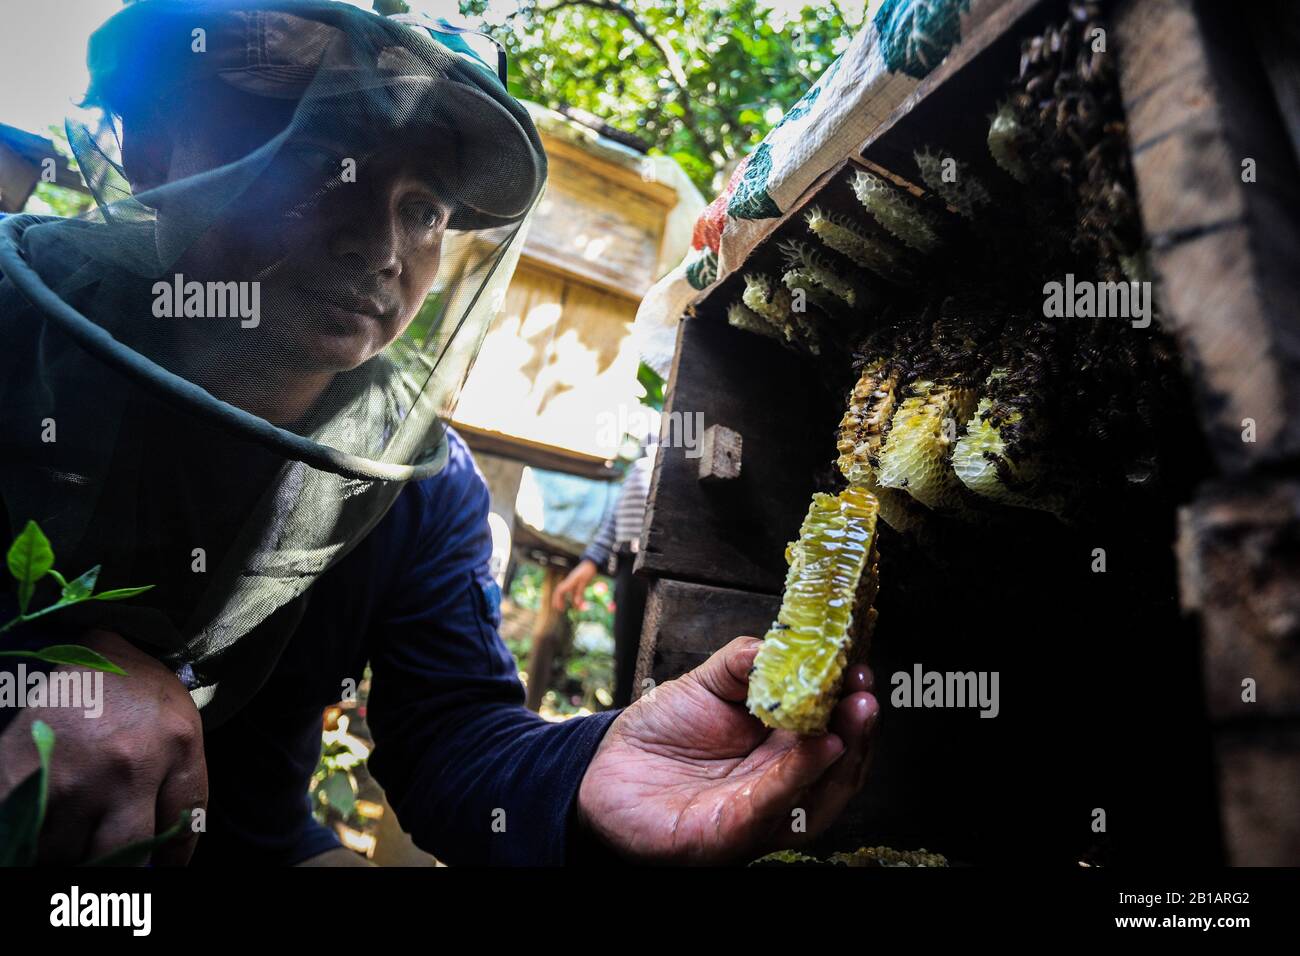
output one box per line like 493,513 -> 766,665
525,564 -> 567,712
697,424 -> 743,484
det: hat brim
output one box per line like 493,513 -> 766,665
87,1 -> 546,232
220,68 -> 543,231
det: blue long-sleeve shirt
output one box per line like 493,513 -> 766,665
0,427 -> 620,866
0,210 -> 621,864
190,428 -> 621,865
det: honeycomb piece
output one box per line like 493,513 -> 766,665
953,396 -> 1026,501
727,301 -> 784,342
914,148 -> 991,220
805,206 -> 910,282
851,169 -> 942,254
875,380 -> 976,512
834,361 -> 929,533
953,396 -> 1066,518
828,846 -> 949,867
987,102 -> 1031,183
864,472 -> 928,534
778,239 -> 863,310
751,846 -> 948,866
742,273 -> 821,355
747,487 -> 881,735
835,359 -> 899,484
749,850 -> 821,866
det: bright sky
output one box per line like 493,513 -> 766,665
0,0 -> 122,135
0,0 -> 850,137
0,1 -> 485,135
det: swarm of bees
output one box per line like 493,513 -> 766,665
1004,0 -> 1144,283
727,0 -> 1196,534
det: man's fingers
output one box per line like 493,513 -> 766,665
0,717 -> 42,801
37,798 -> 99,865
748,731 -> 845,836
689,636 -> 762,703
843,664 -> 875,695
782,693 -> 880,843
824,692 -> 879,795
152,761 -> 207,866
552,578 -> 575,611
86,804 -> 158,864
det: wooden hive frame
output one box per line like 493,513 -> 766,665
633,0 -> 1300,864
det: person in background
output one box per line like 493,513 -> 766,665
553,420 -> 657,707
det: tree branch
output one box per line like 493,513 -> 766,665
538,0 -> 715,159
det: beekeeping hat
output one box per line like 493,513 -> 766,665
0,0 -> 546,724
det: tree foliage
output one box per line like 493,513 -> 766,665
449,1 -> 863,195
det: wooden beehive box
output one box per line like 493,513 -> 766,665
454,121 -> 681,459
523,131 -> 680,303
634,0 -> 1300,865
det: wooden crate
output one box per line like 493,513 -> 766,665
634,0 -> 1300,864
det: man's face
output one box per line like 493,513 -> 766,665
138,80 -> 457,374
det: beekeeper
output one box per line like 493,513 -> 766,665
0,0 -> 878,865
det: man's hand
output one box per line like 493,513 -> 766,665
576,636 -> 879,864
552,558 -> 599,612
0,630 -> 207,865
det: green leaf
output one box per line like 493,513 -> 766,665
91,585 -> 154,602
0,644 -> 127,676
31,721 -> 54,824
0,721 -> 55,867
7,521 -> 54,614
61,565 -> 99,602
321,770 -> 357,817
84,810 -> 192,867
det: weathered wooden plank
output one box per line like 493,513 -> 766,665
523,133 -> 674,300
1250,1 -> 1300,173
635,313 -> 840,593
633,578 -> 779,696
1214,726 -> 1300,866
856,0 -> 1058,177
696,424 -> 743,484
1116,0 -> 1300,474
0,142 -> 40,214
1177,479 -> 1300,721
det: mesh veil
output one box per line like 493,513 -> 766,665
0,0 -> 545,723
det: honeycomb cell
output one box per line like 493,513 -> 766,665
747,486 -> 881,735
805,206 -> 909,282
987,102 -> 1031,183
875,380 -> 976,512
851,170 -> 942,253
914,148 -> 991,220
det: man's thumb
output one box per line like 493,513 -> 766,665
689,636 -> 762,703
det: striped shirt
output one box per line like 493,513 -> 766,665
581,446 -> 657,571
